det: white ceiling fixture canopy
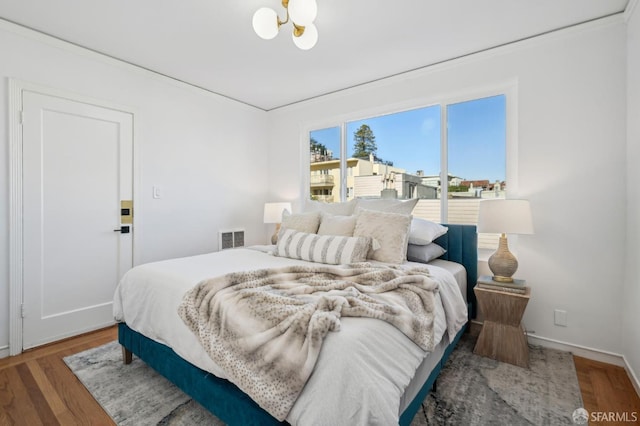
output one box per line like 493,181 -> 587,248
252,0 -> 319,50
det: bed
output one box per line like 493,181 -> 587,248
114,221 -> 477,425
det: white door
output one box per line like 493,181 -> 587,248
22,90 -> 133,349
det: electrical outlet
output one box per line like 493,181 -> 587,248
554,309 -> 567,327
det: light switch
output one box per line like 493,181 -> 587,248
153,185 -> 162,199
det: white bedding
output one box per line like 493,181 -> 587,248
113,247 -> 468,425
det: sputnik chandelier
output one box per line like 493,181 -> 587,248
252,0 -> 319,50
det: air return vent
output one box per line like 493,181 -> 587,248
219,229 -> 245,250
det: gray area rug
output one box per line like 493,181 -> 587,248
63,333 -> 583,425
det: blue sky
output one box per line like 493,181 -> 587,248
311,95 -> 506,182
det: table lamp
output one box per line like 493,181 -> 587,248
263,202 -> 292,244
477,199 -> 534,283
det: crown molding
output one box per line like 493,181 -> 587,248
272,13 -> 625,113
0,18 -> 265,112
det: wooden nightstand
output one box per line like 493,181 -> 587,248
473,283 -> 531,368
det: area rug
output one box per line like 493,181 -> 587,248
63,333 -> 583,425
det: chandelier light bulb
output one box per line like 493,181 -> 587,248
292,23 -> 318,50
288,0 -> 318,26
252,7 -> 279,40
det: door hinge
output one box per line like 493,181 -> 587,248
19,110 -> 25,125
21,303 -> 25,318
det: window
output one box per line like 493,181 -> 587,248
309,126 -> 340,203
345,106 -> 441,212
308,94 -> 507,249
446,96 -> 506,249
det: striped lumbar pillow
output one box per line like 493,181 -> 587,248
274,228 -> 371,265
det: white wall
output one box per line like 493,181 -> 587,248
623,2 -> 640,388
267,18 -> 628,355
0,21 -> 269,353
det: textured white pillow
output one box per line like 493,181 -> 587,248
407,243 -> 446,264
355,198 -> 418,215
281,211 -> 321,234
303,199 -> 357,216
317,213 -> 357,236
274,229 -> 371,265
353,208 -> 412,264
408,218 -> 448,245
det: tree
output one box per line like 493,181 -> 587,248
448,185 -> 469,193
352,124 -> 377,159
310,137 -> 328,155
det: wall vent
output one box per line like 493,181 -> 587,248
219,229 -> 245,250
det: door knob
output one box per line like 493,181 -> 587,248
113,226 -> 130,234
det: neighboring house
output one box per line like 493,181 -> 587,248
310,154 -> 406,202
419,173 -> 465,189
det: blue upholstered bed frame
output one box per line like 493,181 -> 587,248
433,224 -> 478,318
118,224 -> 477,425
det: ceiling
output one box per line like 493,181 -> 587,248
0,0 -> 630,111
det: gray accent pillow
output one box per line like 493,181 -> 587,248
274,229 -> 371,265
407,243 -> 446,264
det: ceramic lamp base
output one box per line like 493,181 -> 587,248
271,223 -> 282,245
488,233 -> 518,283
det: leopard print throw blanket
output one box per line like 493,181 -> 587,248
178,262 -> 439,421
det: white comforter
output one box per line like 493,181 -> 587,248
113,247 -> 468,425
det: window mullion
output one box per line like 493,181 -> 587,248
340,122 -> 347,202
440,104 -> 448,223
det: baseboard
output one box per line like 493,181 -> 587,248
0,345 -> 9,359
467,322 -> 640,395
623,355 -> 640,398
526,334 -> 625,367
471,321 -> 625,366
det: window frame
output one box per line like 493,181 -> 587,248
301,82 -> 519,216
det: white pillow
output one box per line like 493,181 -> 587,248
274,229 -> 371,265
408,218 -> 448,245
355,198 -> 418,215
317,213 -> 357,236
304,199 -> 357,216
281,211 -> 321,234
353,208 -> 412,264
407,243 -> 446,264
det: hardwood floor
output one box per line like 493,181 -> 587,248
0,326 -> 117,425
575,356 -> 640,425
0,326 -> 639,425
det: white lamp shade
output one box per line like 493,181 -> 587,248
264,202 -> 292,224
477,199 -> 534,234
253,7 -> 279,40
292,23 -> 318,50
288,0 -> 318,26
